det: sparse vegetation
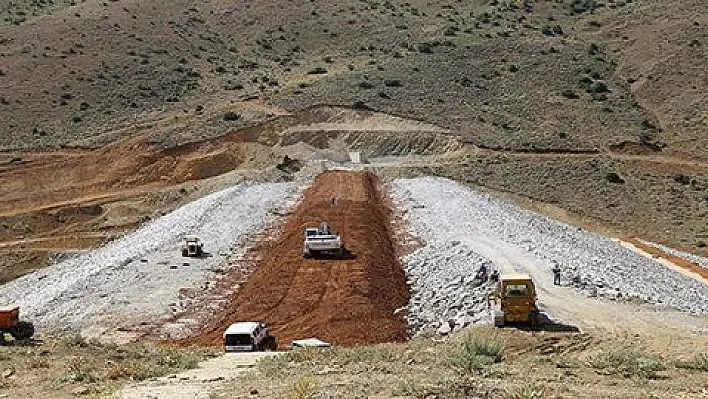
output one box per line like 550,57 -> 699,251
223,111 -> 241,121
674,353 -> 708,371
449,328 -> 505,374
307,67 -> 328,75
241,328 -> 708,398
0,335 -> 215,397
284,375 -> 319,399
590,347 -> 666,379
604,172 -> 625,184
506,384 -> 546,399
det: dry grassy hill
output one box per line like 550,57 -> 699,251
0,0 -> 706,259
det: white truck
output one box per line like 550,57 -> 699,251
303,221 -> 344,258
223,322 -> 277,352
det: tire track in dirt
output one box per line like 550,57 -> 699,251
178,170 -> 409,347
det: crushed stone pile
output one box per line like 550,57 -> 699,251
0,182 -> 300,332
400,240 -> 496,335
392,177 -> 708,332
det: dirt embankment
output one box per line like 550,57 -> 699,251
180,170 -> 409,347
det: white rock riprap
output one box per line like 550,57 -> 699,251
400,239 -> 496,335
0,182 -> 302,332
392,177 -> 708,330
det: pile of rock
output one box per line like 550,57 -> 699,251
399,240 -> 497,335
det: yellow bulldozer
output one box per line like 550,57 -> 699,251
488,273 -> 539,327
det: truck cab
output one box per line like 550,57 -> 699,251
488,273 -> 539,327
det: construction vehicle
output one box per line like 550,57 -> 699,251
303,221 -> 344,258
181,235 -> 204,257
223,322 -> 277,352
0,306 -> 34,343
488,273 -> 539,327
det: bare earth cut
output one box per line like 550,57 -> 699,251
179,170 -> 409,348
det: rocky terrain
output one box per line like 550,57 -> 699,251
0,181 -> 301,339
0,0 -> 705,397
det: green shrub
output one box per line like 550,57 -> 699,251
507,384 -> 545,399
450,328 -> 505,374
590,347 -> 665,378
674,353 -> 708,371
417,42 -> 433,54
384,79 -> 402,87
61,333 -> 89,348
604,172 -> 625,184
587,81 -> 609,94
561,89 -> 579,99
307,67 -> 327,75
673,174 -> 692,185
223,111 -> 241,121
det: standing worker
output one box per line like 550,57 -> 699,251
551,261 -> 561,286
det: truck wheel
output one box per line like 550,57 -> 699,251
10,321 -> 34,341
493,310 -> 505,327
263,336 -> 277,351
529,311 -> 540,328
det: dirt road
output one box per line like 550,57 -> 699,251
179,170 -> 409,348
119,352 -> 278,399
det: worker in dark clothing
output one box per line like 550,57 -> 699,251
476,263 -> 489,281
551,262 -> 561,286
490,269 -> 500,283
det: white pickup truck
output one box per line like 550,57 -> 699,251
303,222 -> 344,258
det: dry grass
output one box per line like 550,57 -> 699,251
674,353 -> 708,372
448,327 -> 506,374
233,327 -> 708,398
283,375 -> 319,399
0,334 -> 216,397
589,346 -> 666,379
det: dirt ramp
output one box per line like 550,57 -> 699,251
183,171 -> 409,347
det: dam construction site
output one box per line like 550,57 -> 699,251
0,0 -> 706,397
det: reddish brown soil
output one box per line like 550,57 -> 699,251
0,106 -> 321,281
179,170 -> 410,347
625,237 -> 708,281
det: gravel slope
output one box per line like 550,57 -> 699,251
0,182 -> 301,333
392,177 -> 708,334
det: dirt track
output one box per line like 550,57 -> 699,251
180,170 -> 409,347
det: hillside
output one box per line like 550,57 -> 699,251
0,0 -> 703,153
1,0 -> 705,263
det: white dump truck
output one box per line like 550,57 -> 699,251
303,221 -> 344,258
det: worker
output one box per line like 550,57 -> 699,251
476,263 -> 488,281
490,269 -> 500,283
551,261 -> 561,285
